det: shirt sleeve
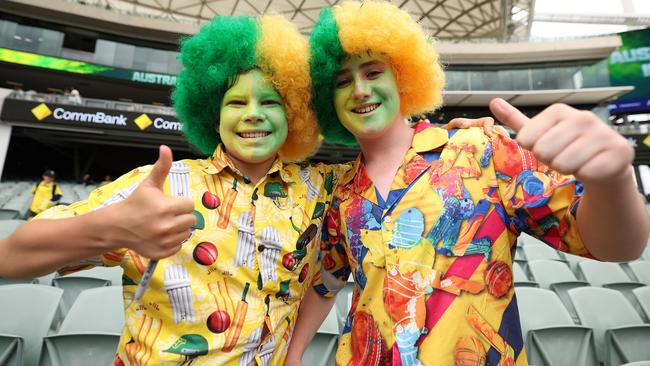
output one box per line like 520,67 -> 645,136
312,193 -> 352,298
34,165 -> 153,274
489,130 -> 592,258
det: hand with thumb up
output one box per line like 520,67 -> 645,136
110,145 -> 196,260
489,98 -> 634,184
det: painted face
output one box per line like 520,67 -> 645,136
333,53 -> 400,139
219,69 -> 288,164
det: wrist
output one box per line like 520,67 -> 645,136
88,203 -> 127,252
581,165 -> 635,191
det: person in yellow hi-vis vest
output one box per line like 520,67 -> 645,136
28,169 -> 62,218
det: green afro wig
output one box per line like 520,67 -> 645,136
173,15 -> 320,161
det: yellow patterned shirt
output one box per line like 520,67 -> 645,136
38,144 -> 348,366
313,123 -> 591,366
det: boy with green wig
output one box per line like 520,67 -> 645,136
1,14 -> 347,365
286,1 -> 649,365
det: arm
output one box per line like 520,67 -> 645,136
576,166 -> 648,260
284,288 -> 336,366
0,146 -> 196,278
490,99 -> 649,261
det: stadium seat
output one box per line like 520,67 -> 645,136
0,219 -> 25,239
0,209 -> 19,220
0,285 -> 63,366
632,286 -> 650,322
621,362 -> 650,366
64,266 -> 124,286
563,253 -> 589,279
568,287 -> 650,366
513,262 -> 538,287
0,277 -> 38,286
39,287 -> 124,366
578,261 -> 644,307
523,244 -> 566,262
303,306 -> 338,366
514,246 -> 526,261
51,276 -> 111,327
579,261 -> 637,286
517,287 -> 598,366
334,284 -> 353,333
527,260 -> 588,323
628,261 -> 650,285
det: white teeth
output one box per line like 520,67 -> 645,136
352,103 -> 379,114
239,132 -> 270,138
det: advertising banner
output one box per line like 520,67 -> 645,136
0,48 -> 177,87
608,28 -> 650,114
0,99 -> 183,136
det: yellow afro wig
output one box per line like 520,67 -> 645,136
173,14 -> 320,161
310,1 -> 446,145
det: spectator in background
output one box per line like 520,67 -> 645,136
81,174 -> 94,186
99,175 -> 113,186
68,87 -> 82,104
28,169 -> 62,219
12,86 -> 25,99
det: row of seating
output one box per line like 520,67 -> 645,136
0,284 -> 123,366
518,286 -> 650,366
0,180 -> 97,221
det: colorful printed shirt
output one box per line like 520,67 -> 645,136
313,122 -> 591,366
38,144 -> 347,366
30,181 -> 62,214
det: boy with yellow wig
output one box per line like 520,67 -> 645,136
286,2 -> 649,365
2,14 -> 345,365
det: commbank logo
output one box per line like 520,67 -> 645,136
31,103 -> 52,121
134,113 -> 153,130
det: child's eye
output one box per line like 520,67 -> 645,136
366,70 -> 383,79
335,77 -> 352,88
227,100 -> 246,106
261,99 -> 281,106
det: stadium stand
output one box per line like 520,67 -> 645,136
517,287 -> 599,366
568,287 -> 650,365
40,286 -> 124,366
0,285 -> 63,366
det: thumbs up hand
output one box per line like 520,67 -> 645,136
111,145 -> 196,259
489,98 -> 634,184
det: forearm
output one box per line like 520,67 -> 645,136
577,166 -> 650,261
285,287 -> 336,365
0,205 -> 121,278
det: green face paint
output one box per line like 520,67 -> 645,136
219,69 -> 288,163
333,53 -> 400,139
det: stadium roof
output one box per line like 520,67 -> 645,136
3,0 -> 535,40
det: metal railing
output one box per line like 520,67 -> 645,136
7,91 -> 176,116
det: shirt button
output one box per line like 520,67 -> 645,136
384,216 -> 391,223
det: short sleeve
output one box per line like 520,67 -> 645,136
312,194 -> 352,297
34,165 -> 153,274
490,130 -> 592,258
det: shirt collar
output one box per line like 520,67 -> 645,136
339,120 -> 449,194
203,144 -> 290,183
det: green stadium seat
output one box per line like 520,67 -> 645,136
513,262 -> 538,287
528,259 -> 589,323
0,285 -> 63,366
568,287 -> 650,366
517,287 -> 598,366
632,286 -> 650,322
628,261 -> 650,285
39,287 -> 124,366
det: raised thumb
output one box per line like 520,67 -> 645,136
142,145 -> 173,189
